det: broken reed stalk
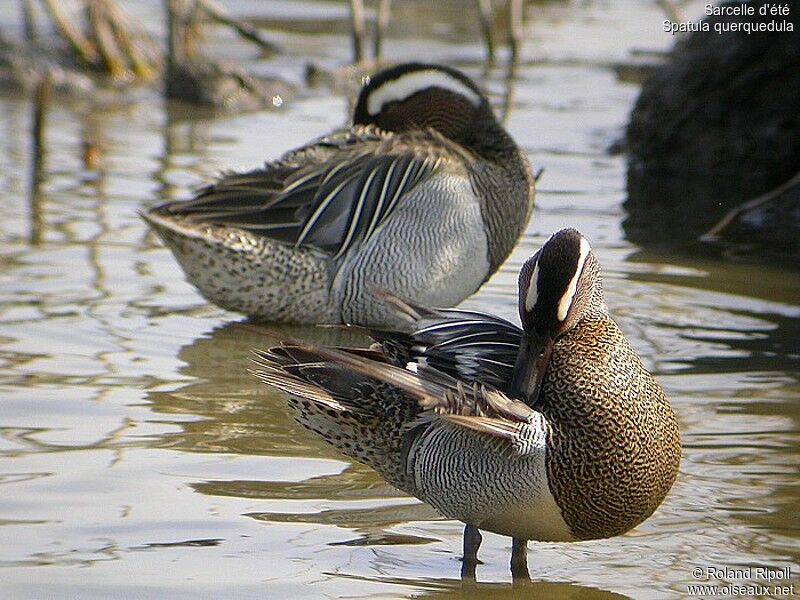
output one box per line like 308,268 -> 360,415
167,0 -> 200,67
32,73 -> 51,176
22,0 -> 37,41
508,0 -> 523,69
102,0 -> 161,80
500,70 -> 515,124
88,0 -> 129,80
196,0 -> 280,54
30,73 -> 52,245
701,171 -> 800,242
476,0 -> 495,65
373,0 -> 392,60
41,0 -> 160,80
349,0 -> 366,64
42,0 -> 99,65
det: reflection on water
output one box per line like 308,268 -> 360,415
625,253 -> 800,379
332,573 -> 633,600
1,1 -> 799,598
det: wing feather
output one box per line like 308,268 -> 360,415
439,414 -> 521,440
150,138 -> 443,258
369,294 -> 524,389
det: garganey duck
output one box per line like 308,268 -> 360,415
143,62 -> 534,326
253,228 -> 681,577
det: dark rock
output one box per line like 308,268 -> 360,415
623,0 -> 800,261
0,33 -> 95,95
165,60 -> 293,112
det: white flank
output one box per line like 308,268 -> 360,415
556,237 -> 591,321
512,413 -> 576,542
367,70 -> 481,115
524,263 -> 540,311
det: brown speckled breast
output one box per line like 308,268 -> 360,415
541,316 -> 681,540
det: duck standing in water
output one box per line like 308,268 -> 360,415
254,228 -> 681,577
143,62 -> 534,326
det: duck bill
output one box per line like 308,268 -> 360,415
509,332 -> 554,405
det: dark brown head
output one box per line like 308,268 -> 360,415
352,62 -> 497,146
510,228 -> 604,404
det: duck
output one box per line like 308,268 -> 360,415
253,228 -> 681,578
142,62 -> 535,327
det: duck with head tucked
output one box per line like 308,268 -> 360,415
254,228 -> 681,578
143,62 -> 535,327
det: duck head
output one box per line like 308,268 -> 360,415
511,228 -> 603,405
353,62 -> 496,146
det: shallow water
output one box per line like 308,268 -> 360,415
1,1 -> 799,598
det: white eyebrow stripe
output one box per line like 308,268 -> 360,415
556,237 -> 592,321
524,263 -> 540,312
366,70 -> 481,115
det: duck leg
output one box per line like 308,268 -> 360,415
510,537 -> 530,580
460,524 -> 483,579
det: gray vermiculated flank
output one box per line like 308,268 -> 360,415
336,169 -> 490,327
407,415 -> 555,539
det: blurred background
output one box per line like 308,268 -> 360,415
0,1 -> 798,598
